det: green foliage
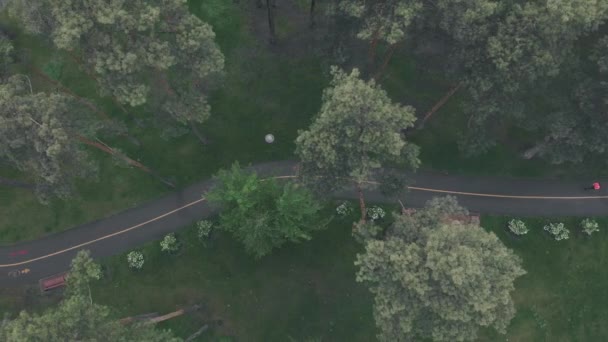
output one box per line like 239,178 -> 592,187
352,220 -> 382,244
196,220 -> 214,244
508,219 -> 528,235
65,250 -> 102,298
335,201 -> 354,217
10,0 -> 225,137
377,170 -> 410,198
295,67 -> 419,196
337,0 -> 422,45
366,205 -> 385,221
127,250 -> 145,270
581,218 -> 599,236
207,162 -> 326,258
0,75 -> 102,203
0,251 -> 180,341
0,294 -> 181,341
544,222 -> 570,241
356,197 -> 525,341
160,233 -> 180,253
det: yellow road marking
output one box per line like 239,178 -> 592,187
1,173 -> 606,269
0,197 -> 206,268
407,186 -> 608,199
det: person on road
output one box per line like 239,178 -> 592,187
584,182 -> 601,191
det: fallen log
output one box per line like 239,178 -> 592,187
185,324 -> 209,342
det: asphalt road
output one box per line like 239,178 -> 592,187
1,160 -> 607,287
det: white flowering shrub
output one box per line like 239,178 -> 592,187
366,206 -> 386,221
544,222 -> 569,241
336,202 -> 353,216
197,220 -> 214,242
160,233 -> 179,253
581,218 -> 599,236
127,251 -> 144,270
508,219 -> 528,235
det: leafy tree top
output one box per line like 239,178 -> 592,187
0,75 -> 101,202
356,196 -> 526,341
295,66 -> 419,194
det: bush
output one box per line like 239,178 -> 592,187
127,251 -> 144,270
160,233 -> 179,253
336,202 -> 353,216
366,206 -> 386,221
508,219 -> 528,235
352,221 -> 383,244
197,220 -> 214,243
581,218 -> 599,235
544,222 -> 569,241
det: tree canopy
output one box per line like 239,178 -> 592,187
295,66 -> 419,220
0,250 -> 181,342
207,162 -> 326,259
355,197 -> 526,341
336,0 -> 422,46
9,0 -> 224,138
0,75 -> 102,203
417,0 -> 608,162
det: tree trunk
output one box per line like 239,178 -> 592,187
64,52 -> 130,116
357,183 -> 367,224
309,0 -> 316,28
185,325 -> 209,342
190,122 -> 209,145
30,66 -> 112,121
76,135 -> 175,188
369,29 -> 380,67
266,0 -> 277,44
119,313 -> 159,325
373,44 -> 397,81
143,304 -> 201,325
418,82 -> 463,128
522,141 -> 548,160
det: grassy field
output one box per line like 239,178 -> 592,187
91,214 -> 608,341
479,216 -> 608,341
90,208 -> 377,342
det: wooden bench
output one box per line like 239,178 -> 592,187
39,272 -> 68,293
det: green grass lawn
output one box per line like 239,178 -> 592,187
90,210 -> 377,341
479,216 -> 608,341
2,201 -> 608,341
90,214 -> 608,342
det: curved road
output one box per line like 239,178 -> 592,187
1,160 -> 607,286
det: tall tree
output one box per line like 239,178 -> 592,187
9,0 -> 224,140
0,251 -> 180,342
295,67 -> 419,222
0,75 -> 101,203
207,162 -> 326,259
356,196 -> 526,341
336,0 -> 423,74
416,0 -> 608,159
65,250 -> 102,302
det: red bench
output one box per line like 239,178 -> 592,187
39,272 -> 68,293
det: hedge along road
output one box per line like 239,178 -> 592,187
2,160 -> 608,286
